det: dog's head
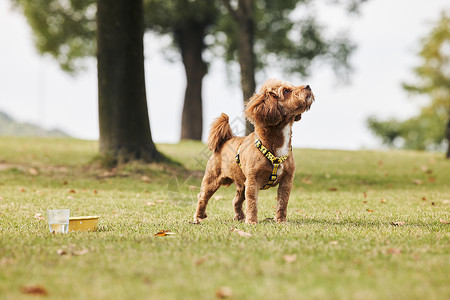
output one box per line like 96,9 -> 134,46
245,78 -> 314,126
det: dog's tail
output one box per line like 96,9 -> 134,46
208,113 -> 234,152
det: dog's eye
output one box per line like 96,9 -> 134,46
283,89 -> 291,96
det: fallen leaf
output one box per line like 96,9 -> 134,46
283,254 -> 297,263
230,228 -> 252,238
19,187 -> 26,192
93,190 -> 98,194
386,248 -> 401,255
145,202 -> 156,206
413,179 -> 423,185
391,221 -> 406,226
362,200 -> 368,204
216,286 -> 233,298
34,213 -> 45,220
328,187 -> 338,191
380,198 -> 386,203
194,256 -> 208,266
21,285 -> 48,296
141,176 -> 151,183
431,202 -> 436,206
439,218 -> 449,224
301,177 -> 313,185
366,209 -> 373,213
68,189 -> 76,194
28,168 -> 39,175
154,230 -> 176,237
57,249 -> 68,256
422,197 -> 427,201
72,249 -> 89,256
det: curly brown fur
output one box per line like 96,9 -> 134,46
207,113 -> 234,152
194,79 -> 315,224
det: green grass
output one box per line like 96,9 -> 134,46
0,136 -> 449,300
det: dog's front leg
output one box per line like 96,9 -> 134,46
244,180 -> 259,224
275,175 -> 294,223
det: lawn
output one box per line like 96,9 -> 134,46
0,136 -> 449,299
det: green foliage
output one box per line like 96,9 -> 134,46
12,0 -> 96,72
14,0 -> 360,80
214,0 -> 358,80
368,12 -> 450,152
0,137 -> 449,299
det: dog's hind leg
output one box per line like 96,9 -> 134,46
233,184 -> 245,221
193,174 -> 220,223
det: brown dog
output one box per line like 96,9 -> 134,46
194,78 -> 314,224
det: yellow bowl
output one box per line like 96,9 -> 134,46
69,216 -> 99,232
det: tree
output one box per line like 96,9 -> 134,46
220,0 -> 362,134
97,0 -> 162,164
368,12 -> 450,158
13,0 -> 162,165
143,0 -> 220,141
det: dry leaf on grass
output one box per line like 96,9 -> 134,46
145,202 -> 156,206
380,198 -> 386,203
72,249 -> 89,256
34,213 -> 45,220
21,285 -> 48,296
391,221 -> 406,226
386,248 -> 402,255
68,189 -> 76,194
439,218 -> 449,224
154,230 -> 176,237
28,168 -> 39,176
141,175 -> 151,182
216,286 -> 233,298
412,179 -> 423,185
230,228 -> 252,238
301,177 -> 313,185
283,254 -> 297,263
366,209 -> 374,213
328,187 -> 338,192
194,256 -> 208,266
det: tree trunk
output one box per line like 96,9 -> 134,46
97,0 -> 161,165
224,0 -> 256,135
175,23 -> 207,141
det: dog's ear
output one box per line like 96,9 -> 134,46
294,114 -> 302,122
245,90 -> 282,126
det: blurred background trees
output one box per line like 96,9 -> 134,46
368,12 -> 450,158
12,0 -> 366,139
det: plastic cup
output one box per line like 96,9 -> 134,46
47,209 -> 70,233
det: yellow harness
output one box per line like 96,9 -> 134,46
235,138 -> 291,190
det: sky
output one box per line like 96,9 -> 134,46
0,0 -> 449,150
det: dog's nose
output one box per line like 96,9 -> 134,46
304,85 -> 311,90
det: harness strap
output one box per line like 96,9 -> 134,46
235,138 -> 291,190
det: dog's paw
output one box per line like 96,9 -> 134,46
245,218 -> 257,225
274,217 -> 287,223
233,214 -> 245,222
